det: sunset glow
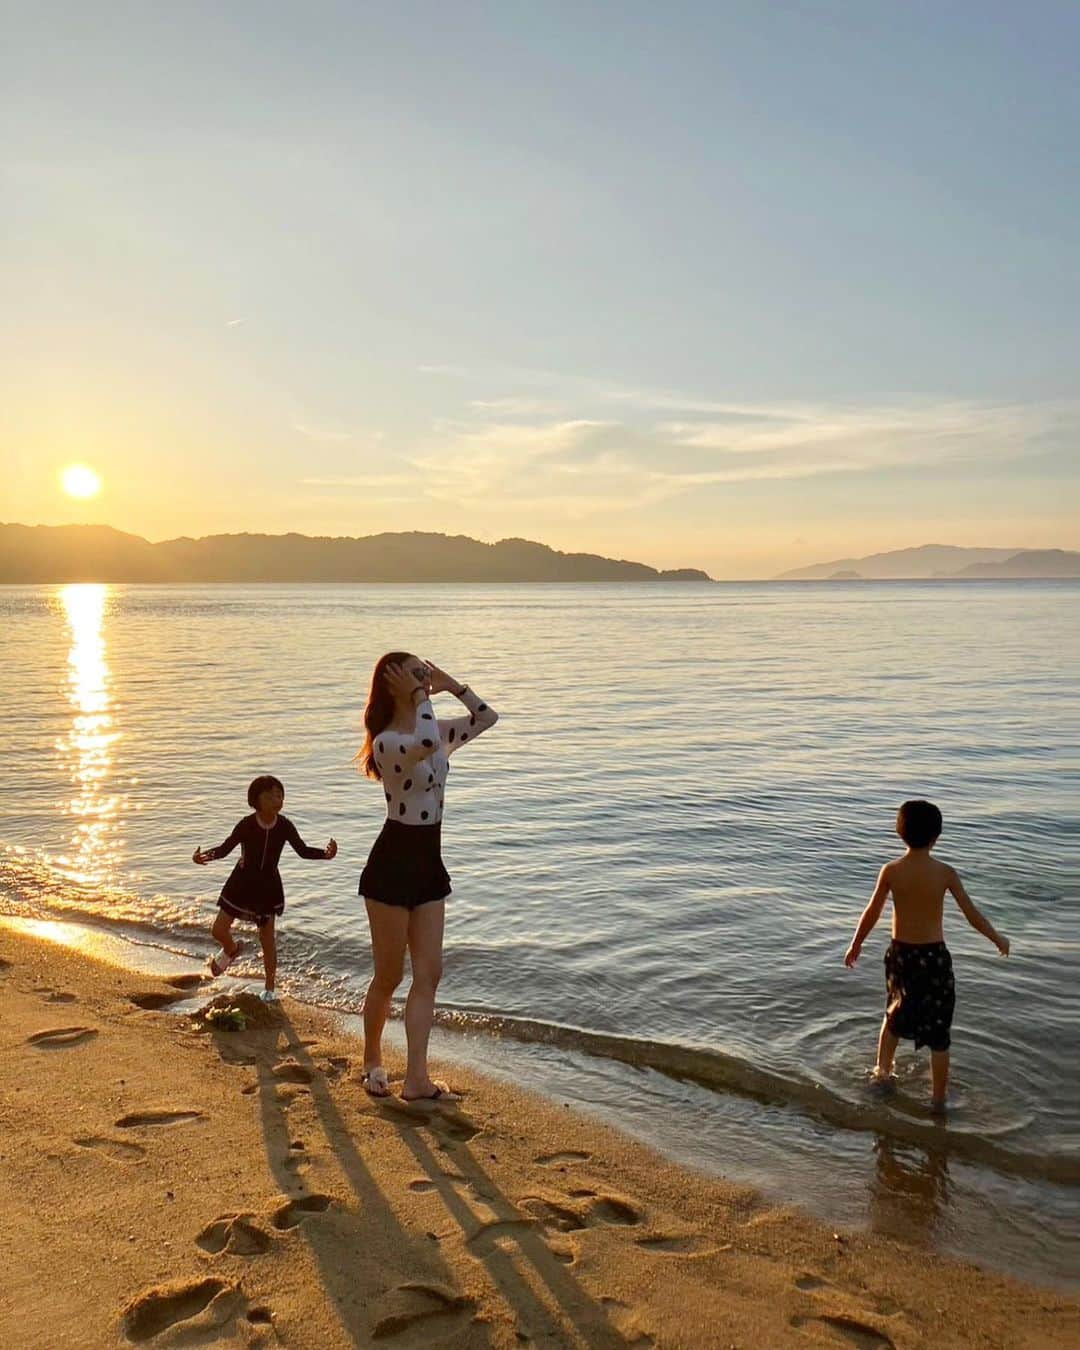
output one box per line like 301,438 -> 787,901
60,464 -> 102,500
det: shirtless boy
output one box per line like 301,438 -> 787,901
844,799 -> 1010,1113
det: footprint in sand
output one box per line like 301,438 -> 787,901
408,1178 -> 437,1193
74,1136 -> 147,1164
120,1276 -> 243,1343
521,1196 -> 587,1233
522,1191 -> 643,1234
116,1109 -> 205,1128
465,1217 -> 540,1255
271,1193 -> 333,1230
587,1194 -> 643,1226
381,1096 -> 481,1143
369,1282 -> 476,1340
165,973 -> 207,990
433,1113 -> 480,1143
196,1213 -> 273,1256
282,1141 -> 312,1174
27,1026 -> 98,1048
272,1059 -> 315,1084
535,1150 -> 591,1166
789,1313 -> 895,1349
128,991 -> 186,1010
794,1274 -> 904,1327
216,1045 -> 257,1067
35,988 -> 78,1003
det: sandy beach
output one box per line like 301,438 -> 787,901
1,927 -> 1075,1349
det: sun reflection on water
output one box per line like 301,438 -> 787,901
56,584 -> 122,884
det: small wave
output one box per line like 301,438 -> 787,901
5,849 -> 1077,1188
0,848 -> 206,935
431,1005 -> 1080,1185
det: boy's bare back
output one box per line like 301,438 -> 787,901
884,851 -> 957,944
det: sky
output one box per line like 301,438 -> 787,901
3,1 -> 1078,578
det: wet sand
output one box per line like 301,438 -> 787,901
1,927 -> 1075,1348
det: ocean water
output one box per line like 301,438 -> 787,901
1,581 -> 1077,1287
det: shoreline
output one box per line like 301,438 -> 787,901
6,912 -> 1079,1295
2,926 -> 1076,1348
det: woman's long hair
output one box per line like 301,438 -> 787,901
359,650 -> 413,779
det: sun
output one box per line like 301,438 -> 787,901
60,464 -> 103,500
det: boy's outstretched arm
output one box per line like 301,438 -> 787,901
844,866 -> 891,967
947,867 -> 1009,955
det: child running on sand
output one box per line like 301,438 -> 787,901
844,799 -> 1009,1114
194,775 -> 337,1001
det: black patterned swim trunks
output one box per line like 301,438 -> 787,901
884,940 -> 956,1053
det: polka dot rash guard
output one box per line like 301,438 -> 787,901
375,686 -> 498,824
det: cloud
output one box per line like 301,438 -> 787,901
417,363 -> 471,377
399,393 -> 1078,519
291,420 -> 354,442
468,397 -> 555,415
295,360 -> 1077,531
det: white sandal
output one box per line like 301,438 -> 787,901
361,1066 -> 391,1098
209,940 -> 244,977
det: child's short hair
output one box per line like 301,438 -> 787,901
896,799 -> 942,849
248,774 -> 284,808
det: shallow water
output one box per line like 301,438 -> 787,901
1,581 -> 1077,1286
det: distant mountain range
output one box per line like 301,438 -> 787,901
0,524 -> 712,583
777,544 -> 1080,581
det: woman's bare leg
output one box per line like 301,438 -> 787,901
402,900 -> 445,1099
363,899 -> 408,1077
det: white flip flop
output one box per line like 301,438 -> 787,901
361,1066 -> 391,1098
401,1080 -> 460,1103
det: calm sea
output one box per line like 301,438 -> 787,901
1,581 -> 1077,1287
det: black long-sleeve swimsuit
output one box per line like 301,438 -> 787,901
203,813 -> 326,921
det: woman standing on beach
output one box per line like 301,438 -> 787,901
357,653 -> 498,1101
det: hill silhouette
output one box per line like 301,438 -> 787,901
949,549 -> 1080,579
777,543 -> 1078,580
0,524 -> 712,584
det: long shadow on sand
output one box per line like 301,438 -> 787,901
382,1097 -> 631,1347
246,1010 -> 628,1345
240,1013 -> 493,1346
